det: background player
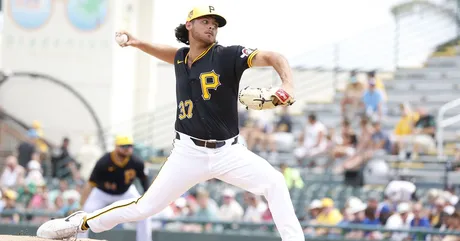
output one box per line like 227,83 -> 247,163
37,5 -> 304,241
77,135 -> 151,241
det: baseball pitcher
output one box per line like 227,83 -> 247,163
37,5 -> 303,241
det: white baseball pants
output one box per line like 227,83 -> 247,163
78,185 -> 151,241
84,132 -> 305,241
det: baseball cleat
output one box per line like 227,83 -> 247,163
36,211 -> 87,240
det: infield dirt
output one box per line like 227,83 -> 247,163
0,235 -> 106,241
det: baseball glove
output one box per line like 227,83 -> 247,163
238,86 -> 295,110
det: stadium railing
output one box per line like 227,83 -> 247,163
437,97 -> 460,159
2,210 -> 459,239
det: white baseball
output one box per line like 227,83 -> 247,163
115,34 -> 129,45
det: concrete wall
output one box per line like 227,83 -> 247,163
0,0 -> 152,153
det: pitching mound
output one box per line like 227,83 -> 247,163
0,235 -> 106,241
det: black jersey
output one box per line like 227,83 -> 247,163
173,43 -> 259,140
88,152 -> 149,195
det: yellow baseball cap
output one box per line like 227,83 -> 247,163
321,198 -> 334,208
32,120 -> 41,128
186,5 -> 226,27
4,189 -> 17,200
115,135 -> 133,146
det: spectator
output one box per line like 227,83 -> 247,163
340,119 -> 354,141
385,202 -> 414,241
371,120 -> 392,154
302,200 -> 324,236
410,202 -> 431,241
279,163 -> 304,190
172,197 -> 189,218
430,197 -> 447,228
30,120 -> 49,159
366,195 -> 380,212
62,190 -> 81,216
341,70 -> 365,119
26,182 -> 49,223
190,189 -> 218,232
334,117 -> 373,173
427,189 -> 442,211
322,128 -> 339,157
294,113 -> 328,164
50,137 -> 74,179
327,130 -> 357,172
364,205 -> 381,226
243,192 -> 267,223
51,196 -> 67,216
345,199 -> 370,240
315,198 -> 343,236
384,180 -> 417,204
193,189 -> 217,220
397,106 -> 436,160
305,199 -> 322,222
266,106 -> 295,157
0,189 -> 20,224
0,155 -> 25,189
362,207 -> 384,240
332,131 -> 357,158
377,198 -> 393,225
393,102 -> 419,156
191,187 -> 218,213
409,107 -> 437,159
17,129 -> 38,168
218,189 -> 244,222
245,112 -> 275,156
442,211 -> 460,241
24,160 -> 45,187
360,78 -> 384,121
47,179 -> 69,207
366,70 -> 387,102
441,206 -> 457,231
15,182 -> 37,208
326,207 -> 355,239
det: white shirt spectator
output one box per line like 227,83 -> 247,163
24,160 -> 45,186
304,121 -> 327,148
294,120 -> 328,158
0,156 -> 25,188
385,180 -> 416,203
243,201 -> 267,222
219,189 -> 244,221
219,200 -> 244,221
385,202 -> 414,241
1,165 -> 24,188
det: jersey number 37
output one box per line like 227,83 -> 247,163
179,70 -> 221,120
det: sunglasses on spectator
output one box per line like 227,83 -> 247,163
120,145 -> 133,149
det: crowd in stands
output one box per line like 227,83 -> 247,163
1,70 -> 460,240
239,70 -> 451,172
300,180 -> 460,241
0,120 -> 101,225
